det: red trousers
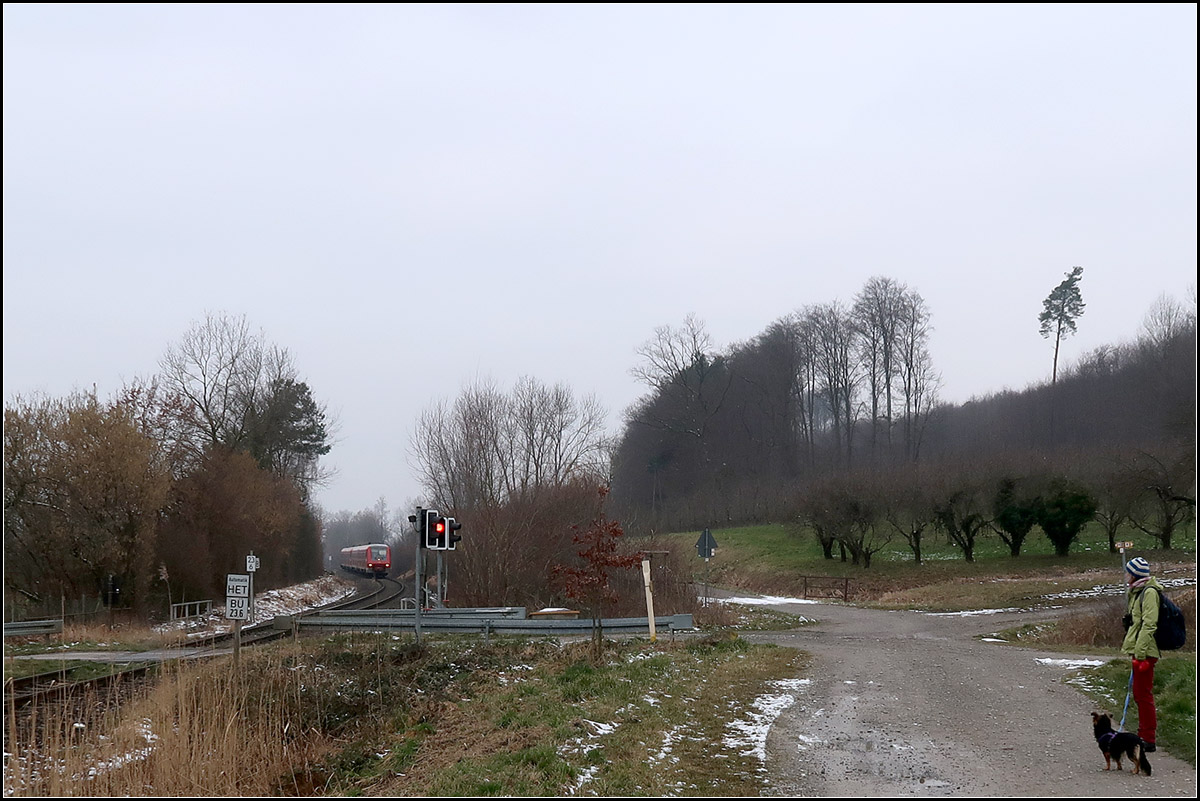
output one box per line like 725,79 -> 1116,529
1132,657 -> 1157,744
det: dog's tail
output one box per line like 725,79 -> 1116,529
1138,745 -> 1152,777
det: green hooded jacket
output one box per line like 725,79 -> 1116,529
1122,577 -> 1164,660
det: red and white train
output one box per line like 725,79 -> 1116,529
339,543 -> 391,578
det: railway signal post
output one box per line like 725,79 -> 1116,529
409,508 -> 434,644
409,506 -> 466,640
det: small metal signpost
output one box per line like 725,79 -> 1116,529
1116,541 -> 1134,574
246,552 -> 260,623
226,573 -> 250,665
226,574 -> 250,618
695,528 -> 718,607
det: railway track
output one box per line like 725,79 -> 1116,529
3,575 -> 406,712
3,662 -> 159,711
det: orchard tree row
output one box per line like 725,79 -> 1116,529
795,447 -> 1193,569
4,313 -> 331,617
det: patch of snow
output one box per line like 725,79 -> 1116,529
1042,576 -> 1195,601
567,764 -> 600,795
580,719 -> 617,737
795,732 -> 825,750
1035,658 -> 1105,669
152,574 -> 358,637
723,678 -> 812,769
721,595 -> 822,606
652,725 -> 684,766
924,608 -> 1023,617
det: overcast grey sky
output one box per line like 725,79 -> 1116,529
4,4 -> 1196,517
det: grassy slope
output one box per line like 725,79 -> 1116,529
654,520 -> 1196,609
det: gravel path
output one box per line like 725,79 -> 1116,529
724,594 -> 1197,797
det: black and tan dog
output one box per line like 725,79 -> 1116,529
1092,712 -> 1151,776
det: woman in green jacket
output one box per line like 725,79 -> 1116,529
1121,556 -> 1161,751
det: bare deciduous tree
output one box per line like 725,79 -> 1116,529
629,313 -> 731,443
159,312 -> 333,495
410,377 -> 612,607
1124,448 -> 1196,550
896,289 -> 940,461
808,301 -> 861,466
853,276 -> 907,456
412,377 -> 608,513
1138,292 -> 1193,355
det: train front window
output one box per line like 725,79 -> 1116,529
370,547 -> 387,561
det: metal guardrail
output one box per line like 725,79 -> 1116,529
275,609 -> 693,635
4,618 -> 64,638
310,606 -> 527,619
171,600 -> 213,620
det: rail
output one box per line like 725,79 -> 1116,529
276,609 -> 693,636
170,600 -> 213,620
308,606 -> 527,620
3,619 -> 64,638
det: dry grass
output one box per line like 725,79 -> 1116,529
1045,587 -> 1197,651
1041,596 -> 1130,649
63,620 -> 190,649
6,621 -> 189,657
4,644 -> 329,797
691,601 -> 741,629
4,632 -> 807,797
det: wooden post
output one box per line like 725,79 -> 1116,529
233,618 -> 242,669
642,559 -> 656,643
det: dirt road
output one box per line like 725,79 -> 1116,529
730,596 -> 1197,797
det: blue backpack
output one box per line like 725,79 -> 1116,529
1146,588 -> 1187,651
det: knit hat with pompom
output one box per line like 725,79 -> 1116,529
1125,557 -> 1150,579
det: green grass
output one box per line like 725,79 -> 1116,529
330,634 -> 806,797
1064,655 -> 1196,766
2,656 -> 153,682
658,520 -> 1195,605
4,632 -> 177,657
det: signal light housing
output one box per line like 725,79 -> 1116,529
446,517 -> 462,550
423,509 -> 445,549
